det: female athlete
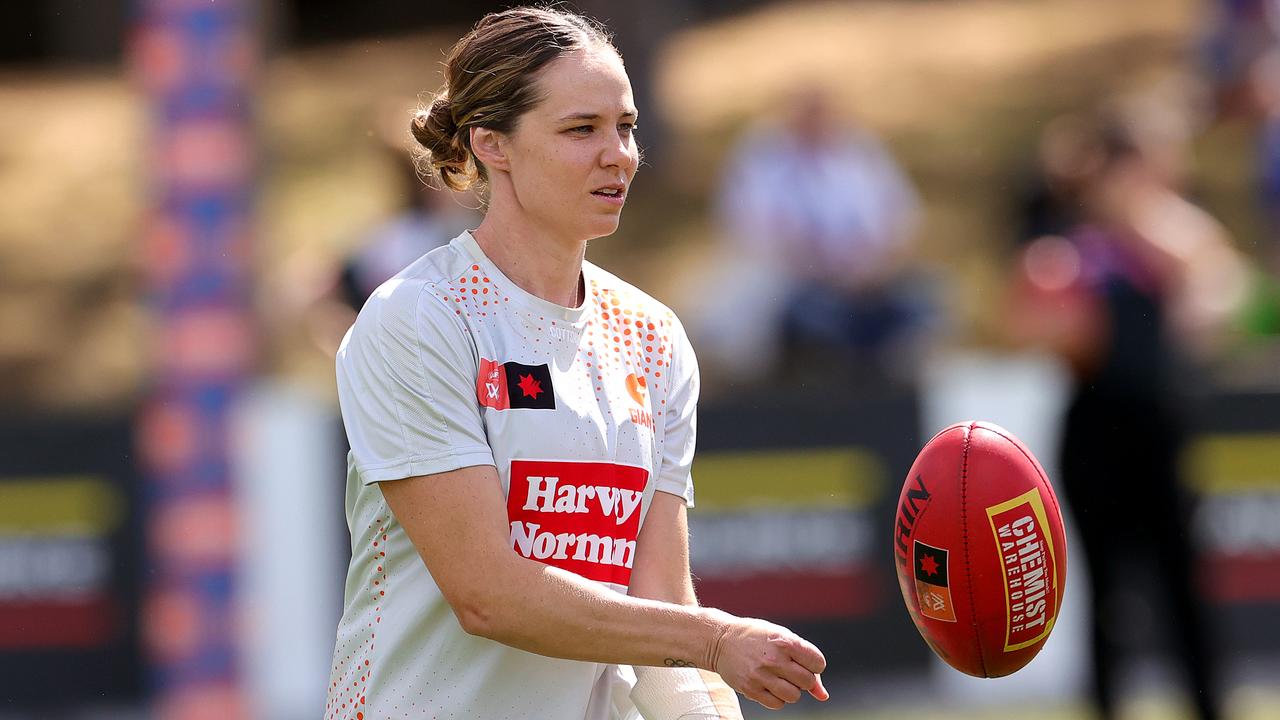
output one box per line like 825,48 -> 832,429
326,7 -> 829,719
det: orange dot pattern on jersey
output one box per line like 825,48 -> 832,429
326,516 -> 386,720
434,265 -> 504,320
585,280 -> 675,412
433,268 -> 679,412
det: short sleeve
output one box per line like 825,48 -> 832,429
335,278 -> 494,485
655,317 -> 699,507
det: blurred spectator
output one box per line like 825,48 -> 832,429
698,85 -> 935,384
335,142 -> 478,313
267,123 -> 479,360
1206,1 -> 1280,272
1214,11 -> 1280,340
1250,49 -> 1280,270
1202,0 -> 1278,118
1009,95 -> 1248,720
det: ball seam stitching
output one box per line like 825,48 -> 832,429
985,425 -> 1066,529
984,424 -> 1066,632
959,421 -> 989,677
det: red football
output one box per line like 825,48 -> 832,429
893,421 -> 1067,677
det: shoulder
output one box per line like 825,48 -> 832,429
585,262 -> 695,357
586,262 -> 681,321
343,240 -> 477,356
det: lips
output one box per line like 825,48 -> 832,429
591,183 -> 626,200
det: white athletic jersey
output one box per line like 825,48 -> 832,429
326,231 -> 698,720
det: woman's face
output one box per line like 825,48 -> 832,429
499,47 -> 639,242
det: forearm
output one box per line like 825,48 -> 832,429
469,554 -> 726,669
623,492 -> 745,719
380,460 -> 822,710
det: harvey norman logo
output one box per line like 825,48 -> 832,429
507,460 -> 648,586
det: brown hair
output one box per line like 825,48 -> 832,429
410,7 -> 617,192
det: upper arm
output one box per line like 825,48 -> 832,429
336,282 -> 515,630
633,317 -> 701,605
655,319 -> 699,506
336,282 -> 494,484
379,464 -> 516,632
628,490 -> 697,606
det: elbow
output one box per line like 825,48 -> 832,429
442,553 -> 524,640
450,591 -> 504,639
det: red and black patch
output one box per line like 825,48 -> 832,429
915,541 -> 949,587
478,358 -> 556,410
914,540 -> 956,622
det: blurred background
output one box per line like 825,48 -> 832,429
2,0 -> 1279,718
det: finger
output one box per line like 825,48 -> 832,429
788,636 -> 827,674
764,676 -> 804,704
748,687 -> 786,711
775,659 -> 818,692
809,673 -> 830,702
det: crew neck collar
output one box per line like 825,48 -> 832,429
454,230 -> 590,324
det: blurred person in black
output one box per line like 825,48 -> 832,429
1010,95 -> 1247,720
1013,113 -> 1098,247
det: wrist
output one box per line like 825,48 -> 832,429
698,607 -> 733,672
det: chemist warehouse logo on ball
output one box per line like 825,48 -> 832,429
987,489 -> 1060,652
507,460 -> 649,586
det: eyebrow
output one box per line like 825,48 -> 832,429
557,110 -> 639,122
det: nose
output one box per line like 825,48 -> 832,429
600,128 -> 636,170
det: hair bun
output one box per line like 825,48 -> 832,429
409,95 -> 477,192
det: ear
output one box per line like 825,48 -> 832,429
470,126 -> 511,174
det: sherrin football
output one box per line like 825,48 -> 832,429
894,421 -> 1067,677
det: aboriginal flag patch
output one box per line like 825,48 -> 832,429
914,540 -> 956,622
478,358 -> 556,410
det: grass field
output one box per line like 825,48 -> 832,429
742,688 -> 1280,720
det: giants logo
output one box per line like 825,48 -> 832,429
987,488 -> 1060,652
507,460 -> 649,586
625,373 -> 653,431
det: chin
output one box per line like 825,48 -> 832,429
583,218 -> 623,241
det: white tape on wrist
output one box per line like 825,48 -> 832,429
630,666 -> 742,720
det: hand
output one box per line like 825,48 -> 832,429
704,611 -> 829,710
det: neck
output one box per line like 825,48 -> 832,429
472,206 -> 586,308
